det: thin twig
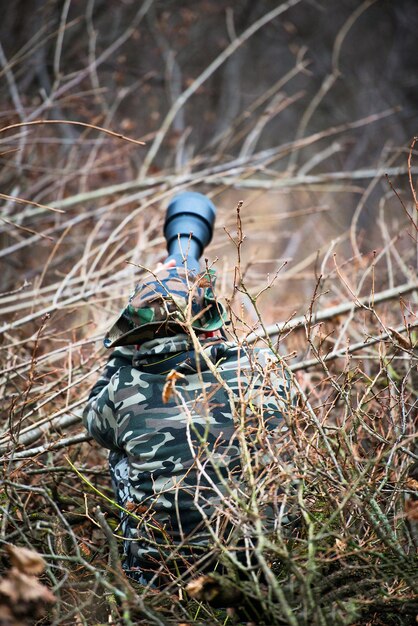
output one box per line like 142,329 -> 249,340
289,319 -> 418,372
248,281 -> 418,342
0,119 -> 145,146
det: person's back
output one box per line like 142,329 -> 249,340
83,266 -> 290,585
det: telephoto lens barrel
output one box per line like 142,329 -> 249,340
163,192 -> 216,273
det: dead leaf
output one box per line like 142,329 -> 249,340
388,327 -> 411,350
78,541 -> 91,558
405,477 -> 418,491
0,567 -> 56,605
162,369 -> 185,404
186,575 -> 243,606
405,499 -> 418,521
0,604 -> 26,626
125,501 -> 149,514
6,545 -> 45,576
335,538 -> 347,553
186,575 -> 219,602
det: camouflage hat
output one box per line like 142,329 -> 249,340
104,266 -> 227,348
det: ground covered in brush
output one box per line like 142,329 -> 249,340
1,187 -> 417,625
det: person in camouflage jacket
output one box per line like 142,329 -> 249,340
83,264 -> 290,586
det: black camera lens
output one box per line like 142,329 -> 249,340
163,192 -> 216,273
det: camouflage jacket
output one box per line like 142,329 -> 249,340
83,334 -> 290,551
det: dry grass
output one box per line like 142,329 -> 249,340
0,144 -> 417,623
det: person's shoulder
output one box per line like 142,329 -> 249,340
87,345 -> 136,401
231,344 -> 289,382
224,343 -> 278,365
251,346 -> 279,365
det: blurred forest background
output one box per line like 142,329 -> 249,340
0,1 -> 418,625
1,0 -> 417,313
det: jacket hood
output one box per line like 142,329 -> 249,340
132,334 -> 234,376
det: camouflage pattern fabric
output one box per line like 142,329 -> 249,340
83,335 -> 290,584
104,266 -> 227,348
